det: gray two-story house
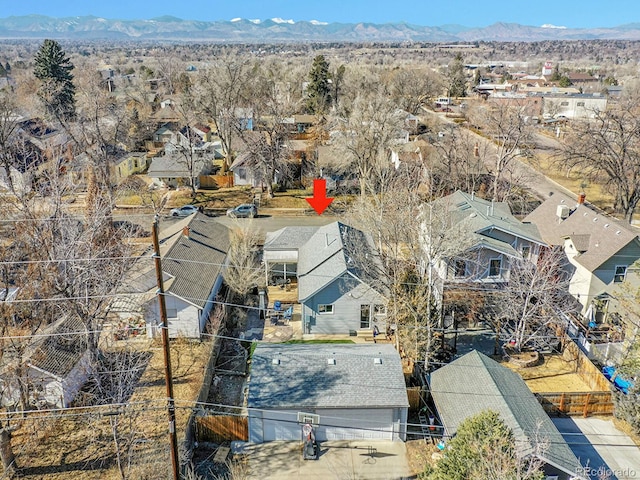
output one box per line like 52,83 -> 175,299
425,190 -> 546,286
264,221 -> 388,335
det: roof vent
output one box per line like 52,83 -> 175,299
604,224 -> 610,228
593,217 -> 598,222
272,358 -> 281,365
327,358 -> 336,365
616,230 -> 621,235
374,357 -> 383,365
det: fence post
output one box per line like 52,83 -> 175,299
559,393 -> 565,413
583,393 -> 592,417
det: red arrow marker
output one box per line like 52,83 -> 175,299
306,178 -> 334,215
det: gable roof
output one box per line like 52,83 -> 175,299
264,226 -> 319,251
524,192 -> 640,271
432,191 -> 545,255
296,222 -> 385,301
248,343 -> 408,409
25,317 -> 88,379
430,351 -> 583,478
147,154 -> 211,179
161,214 -> 230,308
110,213 -> 229,312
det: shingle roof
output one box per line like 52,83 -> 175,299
433,191 -> 545,252
25,317 -> 88,378
264,226 -> 319,251
524,192 -> 639,271
162,214 -> 230,308
296,222 -> 385,301
147,155 -> 211,178
248,343 -> 408,409
430,351 -> 582,477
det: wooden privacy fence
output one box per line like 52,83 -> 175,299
535,391 -> 614,417
564,340 -> 613,392
199,174 -> 234,189
407,386 -> 422,411
195,415 -> 248,443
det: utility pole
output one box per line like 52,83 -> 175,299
152,216 -> 180,480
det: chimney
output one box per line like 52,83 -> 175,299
578,193 -> 586,205
182,226 -> 190,238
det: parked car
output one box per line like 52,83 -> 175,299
170,205 -> 198,217
226,204 -> 257,218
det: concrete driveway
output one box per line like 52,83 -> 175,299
237,440 -> 413,480
552,417 -> 640,480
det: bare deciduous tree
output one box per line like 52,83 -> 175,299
197,54 -> 251,172
389,66 -> 444,115
556,103 -> 640,223
331,88 -> 405,197
467,99 -> 534,201
223,222 -> 264,295
490,247 -> 578,353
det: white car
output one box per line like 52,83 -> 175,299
170,205 -> 198,217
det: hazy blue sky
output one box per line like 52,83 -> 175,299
2,0 -> 637,29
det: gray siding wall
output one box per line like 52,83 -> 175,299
248,407 -> 406,442
594,241 -> 640,285
301,276 -> 387,335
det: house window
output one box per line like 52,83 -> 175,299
318,304 -> 333,314
560,101 -> 569,106
577,101 -> 585,107
238,167 -> 247,181
166,308 -> 178,318
521,245 -> 531,259
374,304 -> 387,315
614,265 -> 627,283
489,258 -> 502,277
454,259 -> 466,277
360,305 -> 371,329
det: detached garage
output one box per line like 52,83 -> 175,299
247,343 -> 408,443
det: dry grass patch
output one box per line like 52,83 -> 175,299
529,152 -> 614,210
8,339 -> 211,479
502,354 -> 599,393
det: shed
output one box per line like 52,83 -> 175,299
24,317 -> 92,408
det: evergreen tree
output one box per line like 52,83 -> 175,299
306,55 -> 331,114
34,39 -> 76,120
0,64 -> 5,77
448,53 -> 466,98
427,410 -> 544,480
4,62 -> 9,73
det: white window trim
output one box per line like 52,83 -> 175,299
318,304 -> 334,314
489,257 -> 502,277
614,265 -> 627,283
374,304 -> 387,315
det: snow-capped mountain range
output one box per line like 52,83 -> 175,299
0,15 -> 639,42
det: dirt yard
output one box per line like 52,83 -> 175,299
7,338 -> 210,480
502,353 -> 596,393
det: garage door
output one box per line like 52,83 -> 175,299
315,409 -> 394,441
263,419 -> 302,441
